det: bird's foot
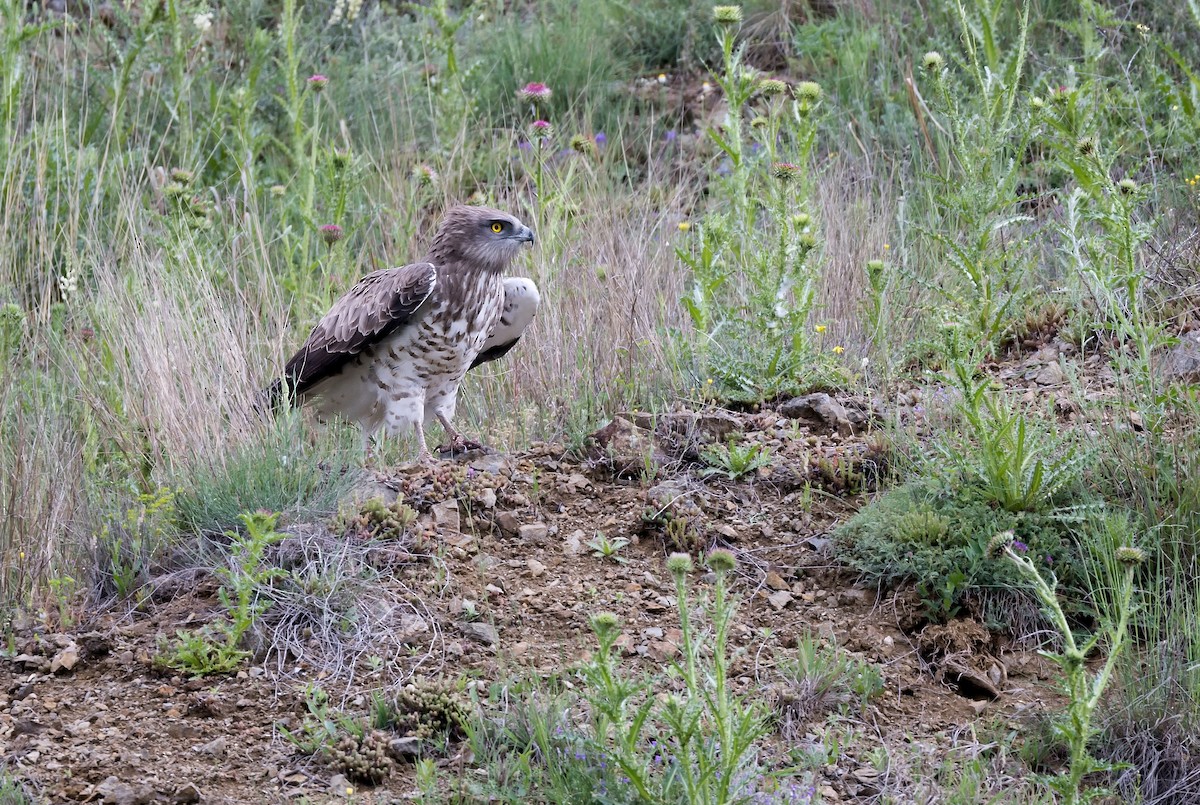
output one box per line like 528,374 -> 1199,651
435,435 -> 489,457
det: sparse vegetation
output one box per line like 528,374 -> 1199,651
2,0 -> 1199,800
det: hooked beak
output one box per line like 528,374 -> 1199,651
515,224 -> 535,244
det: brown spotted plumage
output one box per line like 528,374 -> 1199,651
264,205 -> 538,460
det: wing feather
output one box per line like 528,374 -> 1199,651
275,262 -> 437,402
469,277 -> 539,370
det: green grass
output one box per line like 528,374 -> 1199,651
1,0 -> 1200,798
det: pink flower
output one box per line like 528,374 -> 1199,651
320,224 -> 343,245
517,82 -> 552,102
307,74 -> 329,92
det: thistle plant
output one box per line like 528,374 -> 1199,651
989,528 -> 1141,804
587,532 -> 630,564
677,6 -> 828,401
915,0 -> 1038,354
579,550 -> 777,803
701,438 -> 773,480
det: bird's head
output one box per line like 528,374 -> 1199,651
430,205 -> 535,272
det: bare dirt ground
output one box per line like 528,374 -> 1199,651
4,334 -> 1156,805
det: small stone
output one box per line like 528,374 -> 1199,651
563,530 -> 584,556
173,782 -> 202,803
767,591 -> 793,611
459,622 -> 499,646
765,571 -> 789,591
474,488 -> 497,509
193,736 -> 227,755
778,393 -> 853,435
328,773 -> 352,795
715,524 -> 739,540
495,512 -> 521,536
431,500 -> 460,533
1035,361 -> 1065,386
527,559 -> 547,577
519,523 -> 549,542
647,640 -> 679,662
485,583 -> 504,597
388,737 -> 421,758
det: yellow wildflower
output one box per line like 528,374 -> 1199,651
678,221 -> 691,232
815,324 -> 826,333
832,345 -> 845,354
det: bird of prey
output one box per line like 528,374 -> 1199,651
265,205 -> 539,461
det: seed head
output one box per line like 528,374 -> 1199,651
1115,546 -> 1145,567
666,552 -> 694,577
591,611 -> 620,637
772,162 -> 802,183
270,184 -> 286,198
798,232 -> 818,250
792,212 -> 811,229
706,548 -> 736,573
517,82 -> 552,102
712,5 -> 743,25
1076,136 -> 1097,157
795,81 -> 822,103
922,51 -> 944,73
307,74 -> 329,92
758,78 -> 788,96
1118,178 -> 1137,196
412,164 -> 438,186
987,530 -> 1015,560
320,224 -> 343,245
170,168 -> 193,185
570,133 -> 598,156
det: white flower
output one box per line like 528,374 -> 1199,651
193,11 -> 213,33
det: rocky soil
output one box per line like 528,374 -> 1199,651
6,332 -> 1198,804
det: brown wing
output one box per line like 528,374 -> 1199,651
270,262 -> 437,405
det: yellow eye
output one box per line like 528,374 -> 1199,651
491,222 -> 504,233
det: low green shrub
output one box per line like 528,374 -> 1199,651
833,479 -> 1083,621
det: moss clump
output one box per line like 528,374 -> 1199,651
379,678 -> 470,742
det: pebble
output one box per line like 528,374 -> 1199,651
527,559 -> 546,577
519,523 -> 549,541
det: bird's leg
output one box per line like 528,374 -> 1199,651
416,424 -> 435,464
435,412 -> 486,453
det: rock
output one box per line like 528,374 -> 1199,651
172,782 -> 202,803
767,591 -> 793,611
765,571 -> 789,591
1157,333 -> 1200,383
518,523 -> 549,542
778,393 -> 853,436
469,453 -> 509,474
50,646 -> 79,673
193,736 -> 227,755
495,511 -> 521,536
563,530 -> 584,556
328,773 -> 353,796
389,736 -> 422,758
589,417 -> 660,475
565,473 -> 591,492
459,622 -> 499,646
485,583 -> 504,597
474,487 -> 497,509
431,500 -> 460,533
838,588 -> 870,606
647,640 -> 679,662
94,776 -> 154,805
1035,361 -> 1065,386
78,631 -> 113,659
658,410 -> 742,442
527,559 -> 547,577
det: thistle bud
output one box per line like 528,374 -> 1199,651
1115,546 -> 1145,567
666,552 -> 694,577
758,78 -> 788,96
922,52 -> 944,73
772,162 -> 802,183
320,223 -> 343,245
712,5 -> 742,25
795,81 -> 822,103
987,530 -> 1015,559
706,548 -> 736,573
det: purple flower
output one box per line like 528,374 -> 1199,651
518,82 -> 552,102
664,129 -> 677,142
319,223 -> 343,245
307,74 -> 328,92
594,131 -> 607,146
1012,540 -> 1028,553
